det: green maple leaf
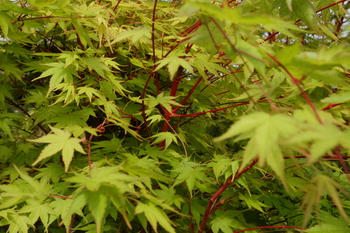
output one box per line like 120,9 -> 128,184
173,159 -> 208,196
32,62 -> 77,95
29,126 -> 86,172
151,132 -> 178,149
81,57 -> 109,78
147,92 -> 181,113
211,215 -> 233,233
0,85 -> 13,105
0,11 -> 14,38
154,56 -> 193,80
135,202 -> 175,233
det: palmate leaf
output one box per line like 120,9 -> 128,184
213,112 -> 270,142
211,210 -> 243,233
286,123 -> 343,163
147,114 -> 163,126
0,2 -> 36,15
108,28 -> 151,45
13,165 -> 41,192
321,91 -> 350,104
0,10 -> 14,38
81,57 -> 109,78
19,200 -> 56,233
32,62 -> 77,95
211,216 -> 233,233
135,202 -> 175,233
239,193 -> 269,213
194,55 -> 230,78
0,85 -> 13,106
71,19 -> 95,48
292,0 -> 318,30
215,113 -> 300,187
153,184 -> 185,209
173,158 -> 209,196
88,191 -> 107,233
100,186 -> 131,229
58,52 -> 79,68
67,189 -> 109,233
147,92 -> 181,113
306,224 -> 349,233
151,132 -> 178,150
7,212 -> 34,233
29,126 -> 86,172
154,56 -> 193,80
301,174 -> 349,227
0,117 -> 18,140
208,156 -> 232,181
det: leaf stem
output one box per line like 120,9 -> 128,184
172,100 -> 267,118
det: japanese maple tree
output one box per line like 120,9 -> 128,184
1,0 -> 350,232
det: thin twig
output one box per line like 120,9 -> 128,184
198,159 -> 259,233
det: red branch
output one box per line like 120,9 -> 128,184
173,77 -> 203,113
45,195 -> 73,199
172,100 -> 267,118
71,25 -> 85,50
151,0 -> 158,65
315,0 -> 347,14
321,103 -> 342,111
179,20 -> 202,37
139,0 -> 159,139
159,68 -> 184,148
164,20 -> 202,58
198,159 -> 259,233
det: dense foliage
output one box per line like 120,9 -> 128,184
1,0 -> 350,232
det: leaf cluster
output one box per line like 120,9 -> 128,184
1,0 -> 350,232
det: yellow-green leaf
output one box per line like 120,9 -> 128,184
29,127 -> 86,172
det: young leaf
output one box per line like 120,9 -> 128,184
81,57 -> 109,78
108,28 -> 151,45
13,165 -> 40,192
173,159 -> 208,197
211,216 -> 233,233
238,193 -> 269,213
88,191 -> 107,233
155,57 -> 193,80
151,132 -> 178,150
213,112 -> 270,142
135,202 -> 175,233
29,126 -> 86,172
292,0 -> 318,30
7,212 -> 34,233
306,223 -> 350,233
147,92 -> 181,113
321,91 -> 350,104
32,62 -> 77,95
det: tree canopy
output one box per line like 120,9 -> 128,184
1,0 -> 350,232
